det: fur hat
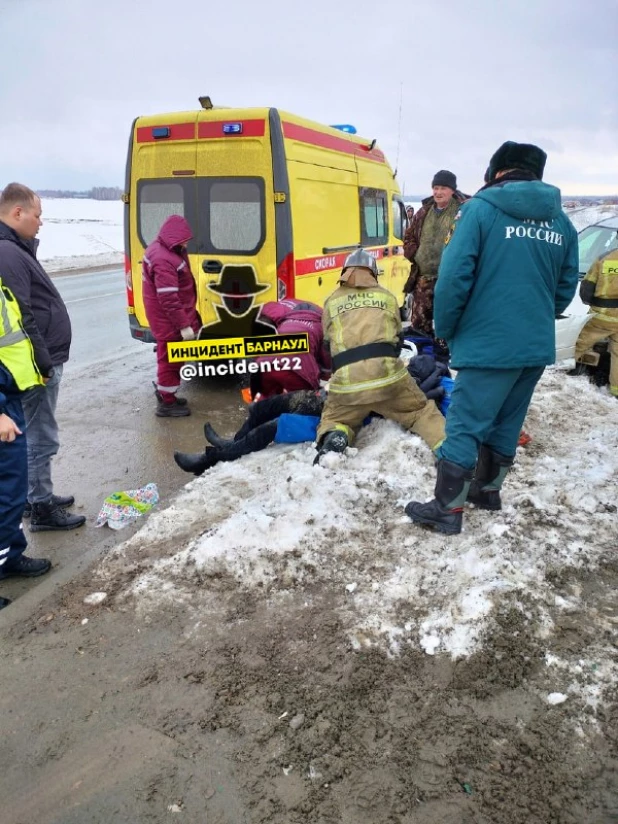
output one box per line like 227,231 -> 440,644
431,170 -> 457,190
487,141 -> 547,181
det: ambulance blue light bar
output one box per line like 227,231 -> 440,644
223,123 -> 243,135
330,124 -> 357,134
152,127 -> 171,139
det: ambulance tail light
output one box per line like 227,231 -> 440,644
277,252 -> 295,300
125,254 -> 134,308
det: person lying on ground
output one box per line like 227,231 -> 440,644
173,352 -> 449,475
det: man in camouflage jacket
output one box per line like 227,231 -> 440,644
403,170 -> 469,340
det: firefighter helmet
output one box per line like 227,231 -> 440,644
341,248 -> 378,277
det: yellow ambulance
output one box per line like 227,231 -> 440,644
123,99 -> 409,342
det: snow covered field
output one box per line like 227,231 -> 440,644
36,197 -> 616,274
38,197 -> 124,272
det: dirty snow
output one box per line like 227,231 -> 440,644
107,365 -> 616,676
44,197 -> 617,668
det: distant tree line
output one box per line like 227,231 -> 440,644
37,187 -> 123,201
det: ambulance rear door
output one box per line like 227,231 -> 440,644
128,112 -> 199,338
193,108 -> 277,339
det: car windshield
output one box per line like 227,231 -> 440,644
578,224 -> 618,275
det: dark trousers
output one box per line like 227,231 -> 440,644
437,366 -> 545,469
0,387 -> 28,571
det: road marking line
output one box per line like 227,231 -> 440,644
65,290 -> 124,304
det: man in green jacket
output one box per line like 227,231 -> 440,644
403,170 -> 468,347
406,141 -> 579,534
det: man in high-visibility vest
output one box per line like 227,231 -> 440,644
0,183 -> 85,531
0,277 -> 51,607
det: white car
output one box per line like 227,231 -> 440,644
555,215 -> 618,361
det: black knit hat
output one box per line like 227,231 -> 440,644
487,141 -> 547,181
431,169 -> 457,190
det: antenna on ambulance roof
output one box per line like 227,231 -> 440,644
393,81 -> 404,179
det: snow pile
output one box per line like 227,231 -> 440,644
38,198 -> 123,273
110,367 -> 617,672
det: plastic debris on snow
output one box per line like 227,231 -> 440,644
96,483 -> 159,530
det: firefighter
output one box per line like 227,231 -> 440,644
315,249 -> 445,463
572,243 -> 618,397
0,277 -> 52,604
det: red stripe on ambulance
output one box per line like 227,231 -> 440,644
282,122 -> 386,163
197,120 -> 266,138
295,248 -> 385,277
136,123 -> 195,143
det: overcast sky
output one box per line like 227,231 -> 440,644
1,0 -> 616,196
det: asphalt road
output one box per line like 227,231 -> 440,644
1,269 -> 247,623
54,268 -> 143,375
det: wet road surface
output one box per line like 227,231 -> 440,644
1,270 -> 247,622
54,268 -> 140,375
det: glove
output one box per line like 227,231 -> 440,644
181,327 -> 196,341
419,369 -> 443,394
407,354 -> 438,385
424,385 -> 445,401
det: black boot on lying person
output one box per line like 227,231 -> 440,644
174,447 -> 219,476
175,421 -> 279,475
203,422 -> 235,448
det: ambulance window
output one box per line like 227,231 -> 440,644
199,178 -> 265,254
360,188 -> 388,245
138,181 -> 191,247
392,197 -> 406,240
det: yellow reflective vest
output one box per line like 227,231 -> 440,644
0,277 -> 44,391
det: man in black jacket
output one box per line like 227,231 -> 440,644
0,183 -> 85,531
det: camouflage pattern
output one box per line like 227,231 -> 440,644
403,191 -> 469,294
409,276 -> 438,338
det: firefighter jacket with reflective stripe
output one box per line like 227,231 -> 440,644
582,248 -> 618,323
322,283 -> 408,394
0,278 -> 44,392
